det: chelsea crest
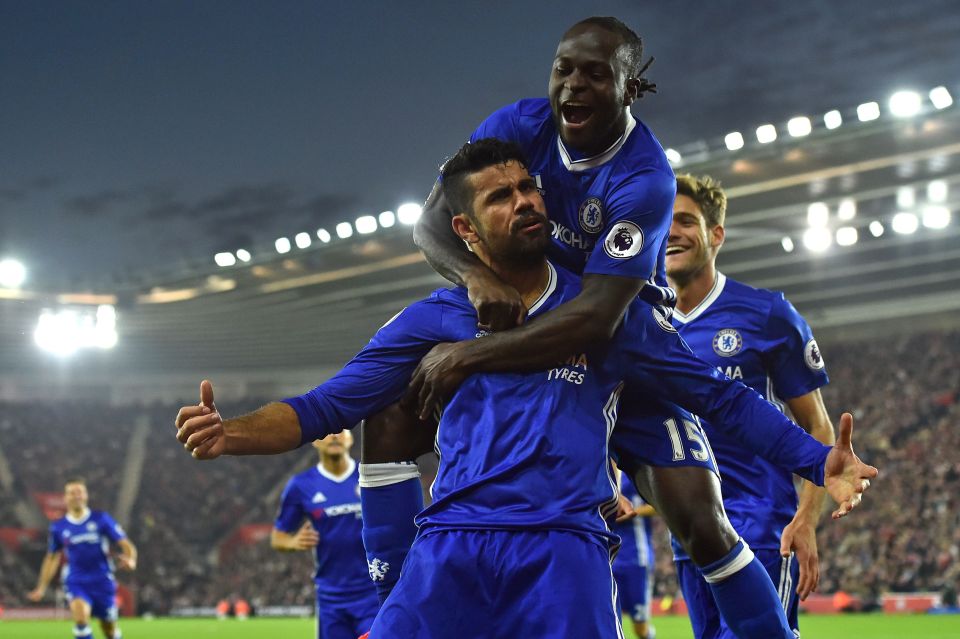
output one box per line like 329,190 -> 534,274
712,329 -> 743,357
578,197 -> 604,233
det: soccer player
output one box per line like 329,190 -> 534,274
27,478 -> 136,639
611,475 -> 657,639
271,429 -> 379,639
666,174 -> 837,638
174,139 -> 876,638
407,16 -> 856,637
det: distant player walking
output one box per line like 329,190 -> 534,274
272,430 -> 379,639
28,478 -> 136,639
611,476 -> 657,639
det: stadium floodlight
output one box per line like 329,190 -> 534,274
379,210 -> 396,228
724,132 -> 744,151
755,124 -> 777,144
275,237 -> 292,254
888,90 -> 923,118
927,180 -> 948,203
336,222 -> 354,239
823,110 -> 843,130
235,249 -> 252,262
214,252 -> 236,267
34,305 -> 118,356
837,198 -> 857,221
929,86 -> 953,110
802,227 -> 832,253
896,186 -> 916,209
0,258 -> 26,288
807,202 -> 829,227
857,101 -> 880,122
665,148 -> 682,164
294,232 -> 312,249
869,220 -> 885,237
780,236 -> 794,253
787,117 -> 812,137
836,226 -> 858,246
317,228 -> 331,243
355,215 -> 378,235
891,212 -> 919,234
922,205 -> 951,229
397,202 -> 423,225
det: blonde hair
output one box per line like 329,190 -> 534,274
676,174 -> 727,228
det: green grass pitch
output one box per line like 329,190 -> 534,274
3,614 -> 960,638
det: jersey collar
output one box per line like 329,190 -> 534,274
65,508 -> 91,525
528,262 -> 558,316
673,272 -> 727,325
557,109 -> 636,173
317,456 -> 356,483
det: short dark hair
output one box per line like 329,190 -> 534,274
567,17 -> 655,97
441,138 -> 529,218
676,174 -> 727,228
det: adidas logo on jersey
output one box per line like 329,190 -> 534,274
311,492 -> 327,504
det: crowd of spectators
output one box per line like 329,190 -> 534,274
0,328 -> 957,613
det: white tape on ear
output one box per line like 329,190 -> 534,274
359,462 -> 421,488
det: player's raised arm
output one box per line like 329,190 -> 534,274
415,181 -> 526,332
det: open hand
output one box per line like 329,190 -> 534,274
823,413 -> 879,519
406,343 -> 469,420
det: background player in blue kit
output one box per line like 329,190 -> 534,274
27,478 -> 137,639
272,429 -> 379,639
174,139 -> 877,638
666,174 -> 838,638
612,475 -> 657,639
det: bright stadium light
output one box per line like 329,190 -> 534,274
896,186 -> 916,209
922,205 -> 951,229
787,117 -> 812,137
781,237 -> 794,253
665,148 -> 682,164
397,202 -> 423,225
857,101 -> 880,122
802,227 -> 832,253
355,215 -> 378,235
0,258 -> 26,288
336,222 -> 354,239
869,220 -> 885,237
214,252 -> 236,267
927,180 -> 948,203
837,198 -> 857,221
294,232 -> 312,249
807,202 -> 829,227
755,124 -> 777,144
724,132 -> 744,151
379,210 -> 396,228
34,306 -> 118,356
823,110 -> 843,130
275,237 -> 292,254
316,228 -> 331,243
891,212 -> 919,234
235,249 -> 252,262
836,226 -> 858,246
888,90 -> 922,117
930,86 -> 953,110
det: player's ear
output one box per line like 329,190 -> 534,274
709,224 -> 725,249
452,213 -> 480,245
623,76 -> 641,106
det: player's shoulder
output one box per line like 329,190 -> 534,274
89,510 -> 113,524
723,276 -> 808,327
613,116 -> 674,180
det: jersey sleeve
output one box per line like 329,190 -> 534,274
583,169 -> 675,281
617,304 -> 830,484
762,294 -> 829,400
274,478 -> 306,533
283,297 -> 446,445
98,512 -> 127,543
469,102 -> 522,145
47,523 -> 62,553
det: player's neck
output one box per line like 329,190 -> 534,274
321,454 -> 349,476
66,507 -> 89,521
486,259 -> 550,310
672,261 -> 718,315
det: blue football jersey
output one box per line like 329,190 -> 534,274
611,477 -> 654,570
274,458 -> 375,604
48,509 -> 125,585
470,98 -> 677,307
671,273 -> 829,556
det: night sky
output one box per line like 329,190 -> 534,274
2,0 -> 958,289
